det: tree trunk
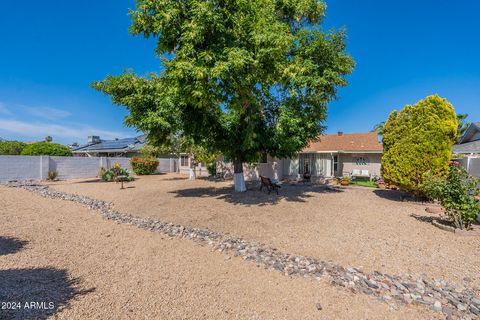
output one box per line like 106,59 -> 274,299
189,167 -> 196,180
233,160 -> 246,192
189,156 -> 196,180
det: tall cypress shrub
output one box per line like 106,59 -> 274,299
381,95 -> 458,195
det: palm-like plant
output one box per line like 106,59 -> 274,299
371,122 -> 385,136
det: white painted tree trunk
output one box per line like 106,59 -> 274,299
189,167 -> 196,180
234,172 -> 246,192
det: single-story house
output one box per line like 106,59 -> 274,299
217,131 -> 383,181
73,135 -> 208,175
453,122 -> 480,178
73,135 -> 146,157
453,122 -> 480,156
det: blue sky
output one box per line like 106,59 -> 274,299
0,0 -> 479,144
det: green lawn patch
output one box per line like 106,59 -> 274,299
350,180 -> 377,188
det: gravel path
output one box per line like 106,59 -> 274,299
0,186 -> 439,319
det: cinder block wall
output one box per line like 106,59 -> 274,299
0,156 -> 177,182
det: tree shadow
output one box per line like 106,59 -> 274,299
0,267 -> 94,319
372,189 -> 424,203
0,237 -> 28,256
171,182 -> 343,206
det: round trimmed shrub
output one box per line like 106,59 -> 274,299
381,95 -> 457,195
21,142 -> 72,156
130,157 -> 159,175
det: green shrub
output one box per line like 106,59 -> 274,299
100,163 -> 134,182
0,140 -> 26,155
207,163 -> 217,176
47,170 -> 58,181
382,95 -> 458,196
21,142 -> 72,156
421,162 -> 479,229
130,157 -> 159,175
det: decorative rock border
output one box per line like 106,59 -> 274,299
5,181 -> 480,319
432,219 -> 456,233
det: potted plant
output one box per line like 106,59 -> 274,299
376,178 -> 385,189
340,176 -> 350,186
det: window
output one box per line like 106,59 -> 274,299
180,155 -> 189,167
354,157 -> 368,166
333,155 -> 338,174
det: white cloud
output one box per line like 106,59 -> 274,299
0,119 -> 133,142
25,106 -> 71,120
0,102 -> 11,115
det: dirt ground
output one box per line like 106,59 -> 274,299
49,173 -> 480,290
0,186 -> 439,319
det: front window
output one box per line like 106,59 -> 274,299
354,157 -> 368,165
180,155 -> 189,167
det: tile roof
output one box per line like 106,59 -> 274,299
73,135 -> 145,153
302,132 -> 383,152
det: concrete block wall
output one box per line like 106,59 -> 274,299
0,156 -> 177,182
0,156 -> 43,182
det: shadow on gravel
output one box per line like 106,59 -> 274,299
0,268 -> 94,320
172,183 -> 343,206
0,237 -> 28,256
372,189 -> 423,203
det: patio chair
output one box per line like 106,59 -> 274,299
259,175 -> 281,195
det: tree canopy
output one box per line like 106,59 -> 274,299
93,0 -> 354,190
21,142 -> 73,156
381,95 -> 458,195
0,140 -> 27,155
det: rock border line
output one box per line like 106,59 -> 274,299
5,182 -> 480,319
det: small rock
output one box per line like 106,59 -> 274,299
365,279 -> 380,289
457,303 -> 467,311
224,255 -> 231,260
432,301 -> 442,312
315,303 -> 322,311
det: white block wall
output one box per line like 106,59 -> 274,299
0,156 -> 177,182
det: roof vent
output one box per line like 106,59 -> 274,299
87,136 -> 101,144
338,131 -> 343,136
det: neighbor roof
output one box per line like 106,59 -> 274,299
453,140 -> 480,154
459,122 -> 480,144
73,135 -> 145,153
302,132 -> 383,153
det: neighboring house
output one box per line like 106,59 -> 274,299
217,131 -> 383,181
73,135 -> 146,157
453,122 -> 480,156
453,122 -> 480,178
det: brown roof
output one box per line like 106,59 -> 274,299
303,132 -> 383,152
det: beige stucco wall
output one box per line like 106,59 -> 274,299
338,153 -> 382,178
216,156 -> 282,181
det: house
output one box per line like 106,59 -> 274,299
217,131 -> 383,181
72,135 -> 146,157
453,122 -> 480,156
453,122 -> 480,178
73,135 -> 209,175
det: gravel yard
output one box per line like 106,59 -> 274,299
0,186 -> 439,319
50,174 -> 480,289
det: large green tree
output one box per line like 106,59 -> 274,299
381,95 -> 458,195
93,0 -> 354,191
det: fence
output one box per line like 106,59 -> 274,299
0,155 -> 177,182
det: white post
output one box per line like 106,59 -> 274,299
39,156 -> 49,180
